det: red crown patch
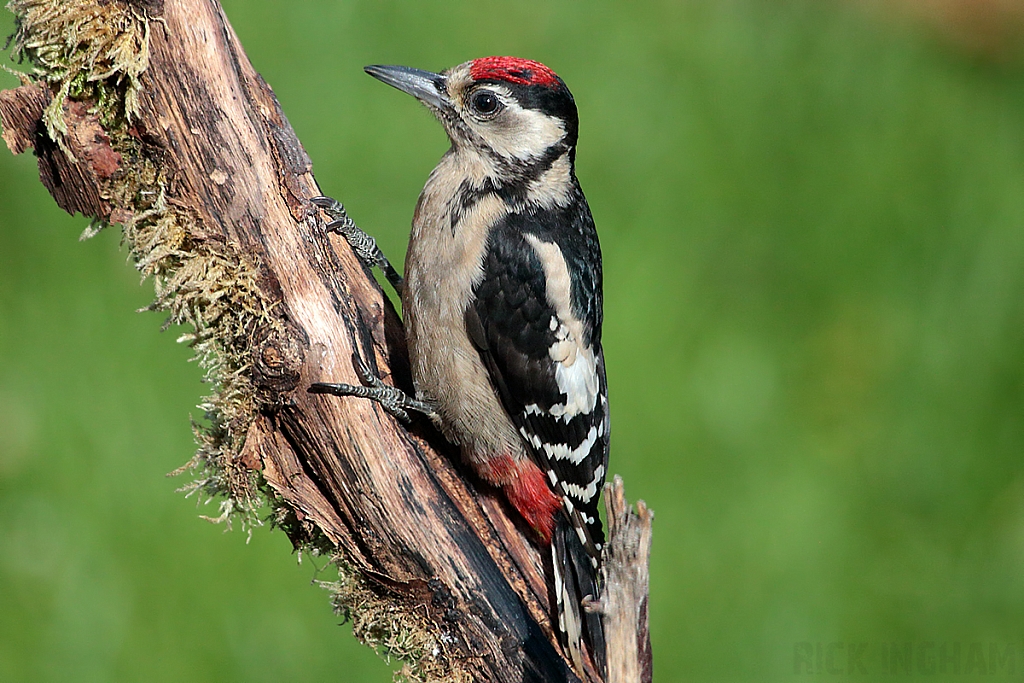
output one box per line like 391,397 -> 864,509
469,57 -> 559,87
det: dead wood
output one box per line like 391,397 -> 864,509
0,1 -> 653,681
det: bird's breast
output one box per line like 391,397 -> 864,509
401,163 -> 520,456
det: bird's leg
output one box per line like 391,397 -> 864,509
309,197 -> 428,424
310,195 -> 405,295
309,353 -> 438,426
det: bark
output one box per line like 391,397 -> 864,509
0,1 -> 652,681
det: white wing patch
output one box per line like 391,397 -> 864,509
552,346 -> 599,417
523,348 -> 599,421
523,234 -> 601,421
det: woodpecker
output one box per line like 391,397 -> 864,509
310,57 -> 608,674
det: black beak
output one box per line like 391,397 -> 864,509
364,65 -> 449,111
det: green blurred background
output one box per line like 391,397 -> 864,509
3,1 -> 1024,681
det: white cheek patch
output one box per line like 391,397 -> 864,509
527,153 -> 572,208
469,101 -> 566,161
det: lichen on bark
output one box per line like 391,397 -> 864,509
326,558 -> 469,683
5,0 -> 272,530
7,0 -> 149,141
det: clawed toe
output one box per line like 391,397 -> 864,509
309,380 -> 414,424
310,194 -> 405,293
310,195 -> 345,217
309,354 -> 436,426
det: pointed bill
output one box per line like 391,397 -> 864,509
364,65 -> 449,111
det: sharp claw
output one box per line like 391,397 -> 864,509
312,196 -> 405,294
310,195 -> 349,220
308,381 -> 359,396
351,352 -> 375,385
390,406 -> 412,425
325,218 -> 352,234
310,196 -> 339,212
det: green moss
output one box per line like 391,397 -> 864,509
7,0 -> 274,532
135,197 -> 271,534
268,502 -> 465,681
325,560 -> 468,683
7,0 -> 149,141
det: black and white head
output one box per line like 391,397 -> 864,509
365,57 -> 579,172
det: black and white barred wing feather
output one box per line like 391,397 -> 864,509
466,209 -> 608,553
465,204 -> 608,666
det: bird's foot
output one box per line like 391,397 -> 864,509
310,195 -> 404,292
309,353 -> 436,425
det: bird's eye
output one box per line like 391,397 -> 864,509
471,90 -> 502,116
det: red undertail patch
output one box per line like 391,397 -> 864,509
480,453 -> 561,543
470,56 -> 560,88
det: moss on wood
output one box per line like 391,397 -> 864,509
3,3 -> 469,680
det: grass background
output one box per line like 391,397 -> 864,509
2,1 -> 1024,681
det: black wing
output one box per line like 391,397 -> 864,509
465,189 -> 609,559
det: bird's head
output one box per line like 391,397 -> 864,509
365,57 -> 579,168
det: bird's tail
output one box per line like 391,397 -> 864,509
552,512 -> 606,676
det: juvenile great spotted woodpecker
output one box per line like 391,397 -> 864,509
310,57 -> 608,674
